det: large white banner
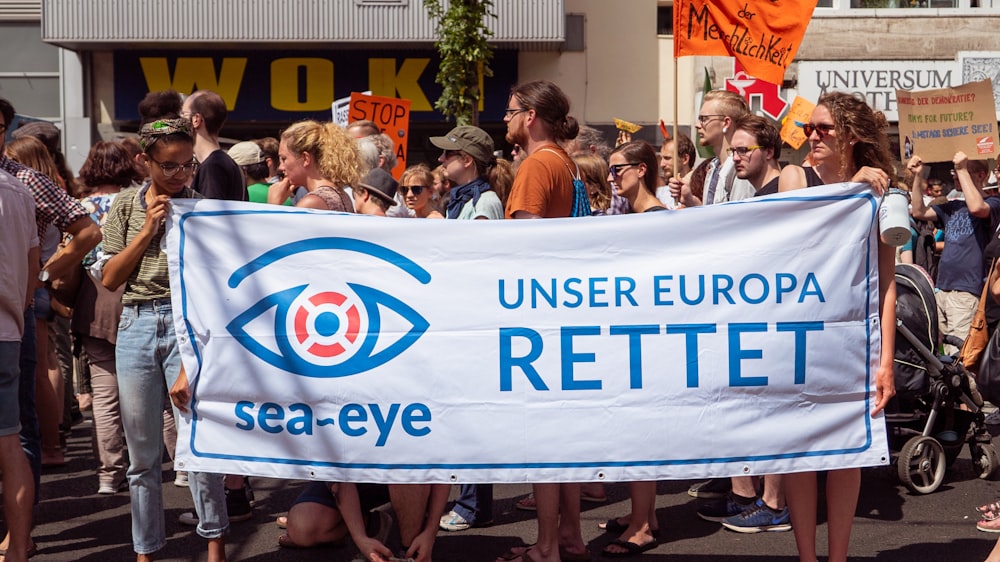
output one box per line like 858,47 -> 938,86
167,182 -> 889,483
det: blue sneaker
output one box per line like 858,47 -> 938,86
697,491 -> 757,522
721,499 -> 792,533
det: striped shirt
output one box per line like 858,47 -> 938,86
101,184 -> 200,304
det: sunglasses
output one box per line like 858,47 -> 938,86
609,162 -> 639,180
801,122 -> 836,138
399,185 -> 428,196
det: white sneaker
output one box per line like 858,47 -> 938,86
97,483 -> 116,495
439,510 -> 471,532
174,471 -> 189,487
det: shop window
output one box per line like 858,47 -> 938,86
657,5 -> 673,35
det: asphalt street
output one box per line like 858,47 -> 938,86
4,414 -> 1000,561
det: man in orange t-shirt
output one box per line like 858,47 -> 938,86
503,80 -> 582,220
496,80 -> 589,562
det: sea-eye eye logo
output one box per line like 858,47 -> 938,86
225,237 -> 431,378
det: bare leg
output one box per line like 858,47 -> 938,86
557,483 -> 586,555
826,468 -> 860,562
286,502 -> 347,546
986,536 -> 1000,562
731,475 -> 757,499
388,484 -> 431,547
761,474 -> 785,509
206,537 -> 226,562
603,481 -> 656,555
0,434 -> 33,562
785,471 -> 818,562
35,318 -> 63,465
531,483 -> 562,562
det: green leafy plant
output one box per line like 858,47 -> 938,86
424,0 -> 496,125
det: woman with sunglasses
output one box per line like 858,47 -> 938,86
592,140 -> 665,559
101,118 -> 229,562
431,126 -> 504,221
778,92 -> 896,562
268,120 -> 360,212
607,140 -> 666,214
398,165 -> 444,219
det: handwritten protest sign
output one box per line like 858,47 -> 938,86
348,92 -> 411,179
896,79 -> 999,163
780,96 -> 815,150
673,0 -> 816,86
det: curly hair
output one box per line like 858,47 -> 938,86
817,92 -> 894,180
281,120 -> 362,189
79,141 -> 139,188
574,153 -> 612,212
399,163 -> 434,188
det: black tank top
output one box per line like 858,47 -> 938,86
804,167 -> 824,187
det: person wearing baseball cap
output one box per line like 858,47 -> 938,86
228,141 -> 289,205
430,126 -> 504,220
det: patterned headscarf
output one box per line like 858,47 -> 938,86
139,118 -> 193,152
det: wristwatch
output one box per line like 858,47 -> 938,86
38,269 -> 50,283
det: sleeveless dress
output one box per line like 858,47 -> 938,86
804,167 -> 824,188
310,185 -> 354,212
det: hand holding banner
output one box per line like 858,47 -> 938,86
673,0 -> 816,86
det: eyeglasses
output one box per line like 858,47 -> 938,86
399,185 -> 427,196
504,107 -> 529,119
727,145 -> 763,158
697,114 -> 725,124
801,122 -> 836,138
441,149 -> 462,161
609,162 -> 639,180
149,157 -> 198,177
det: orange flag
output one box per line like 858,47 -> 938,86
673,0 -> 815,86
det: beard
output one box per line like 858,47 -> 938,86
506,121 -> 526,148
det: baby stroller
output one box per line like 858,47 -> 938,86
886,263 -> 999,494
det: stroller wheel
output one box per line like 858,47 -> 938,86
972,443 -> 1000,480
898,435 -> 946,494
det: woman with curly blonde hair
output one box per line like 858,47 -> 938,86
268,120 -> 361,212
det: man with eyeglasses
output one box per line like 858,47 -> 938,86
909,152 -> 1000,354
181,90 -> 246,202
730,116 -> 782,197
669,90 -> 755,207
496,80 -> 591,562
0,97 -> 102,557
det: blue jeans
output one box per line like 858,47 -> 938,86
453,484 -> 493,525
115,299 -> 228,554
18,305 -> 40,503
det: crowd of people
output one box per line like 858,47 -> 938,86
0,76 -> 999,562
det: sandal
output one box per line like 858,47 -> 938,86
601,539 -> 658,558
979,518 -> 1000,533
598,517 -> 629,534
515,494 -> 537,511
977,498 -> 1000,521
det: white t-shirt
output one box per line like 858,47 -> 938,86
0,169 -> 38,341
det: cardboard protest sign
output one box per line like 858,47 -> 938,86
780,96 -> 816,150
348,92 -> 411,179
897,79 -> 999,163
673,0 -> 816,86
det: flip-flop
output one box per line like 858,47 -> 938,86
515,494 -> 537,511
979,518 -> 1000,533
497,543 -> 535,561
559,546 -> 592,561
977,498 -> 1000,521
598,518 -> 629,534
601,539 -> 658,558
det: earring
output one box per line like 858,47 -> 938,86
722,127 -> 728,134
850,141 -> 856,146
